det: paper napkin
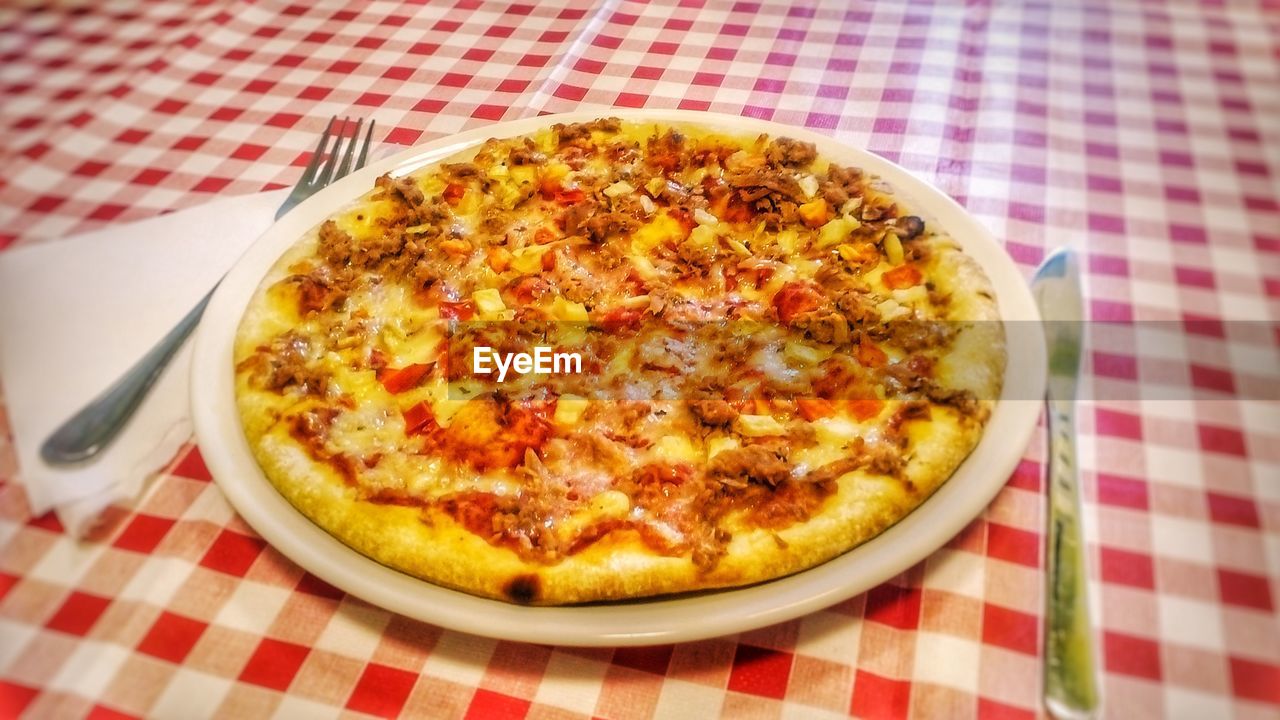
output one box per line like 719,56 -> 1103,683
0,189 -> 289,536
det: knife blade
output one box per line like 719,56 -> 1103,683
1031,247 -> 1100,719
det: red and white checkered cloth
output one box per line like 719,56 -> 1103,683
1,0 -> 1277,717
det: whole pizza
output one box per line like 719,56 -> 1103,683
234,118 -> 1005,604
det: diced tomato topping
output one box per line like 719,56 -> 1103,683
438,300 -> 475,321
796,398 -> 836,421
599,306 -> 645,334
727,381 -> 762,409
506,400 -> 553,438
624,268 -> 648,295
434,339 -> 451,379
541,248 -> 558,271
649,152 -> 680,172
534,226 -> 560,245
724,201 -> 753,223
708,191 -> 730,216
847,398 -> 884,421
738,265 -> 773,290
402,401 -> 438,436
667,207 -> 695,237
882,264 -> 923,289
510,276 -> 549,304
722,265 -> 739,292
379,363 -> 433,394
487,246 -> 512,272
855,337 -> 888,368
443,183 -> 465,206
540,180 -> 584,204
813,358 -> 855,399
724,386 -> 751,412
796,199 -> 830,228
567,519 -> 627,555
442,491 -> 498,535
557,188 -> 584,204
772,281 -> 823,324
633,463 -> 693,486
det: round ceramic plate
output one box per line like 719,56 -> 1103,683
191,110 -> 1046,647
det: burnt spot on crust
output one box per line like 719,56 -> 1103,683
503,573 -> 542,604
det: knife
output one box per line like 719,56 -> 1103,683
1031,247 -> 1100,719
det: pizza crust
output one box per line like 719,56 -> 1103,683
244,399 -> 981,605
929,234 -> 1006,411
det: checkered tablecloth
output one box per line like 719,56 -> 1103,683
2,0 -> 1277,717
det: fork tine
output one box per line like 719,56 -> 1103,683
298,116 -> 337,186
355,120 -> 374,170
334,118 -> 363,179
315,117 -> 350,187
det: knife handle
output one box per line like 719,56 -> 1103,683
1043,400 -> 1100,719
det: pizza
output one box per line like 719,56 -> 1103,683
233,118 -> 1005,604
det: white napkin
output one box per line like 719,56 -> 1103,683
0,189 -> 289,536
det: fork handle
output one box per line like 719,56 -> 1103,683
40,287 -> 215,465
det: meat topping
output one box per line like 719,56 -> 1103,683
765,137 -> 817,168
689,399 -> 737,427
375,173 -> 424,208
707,445 -> 791,487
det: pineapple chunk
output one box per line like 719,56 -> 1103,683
472,288 -> 506,316
588,489 -> 630,518
510,244 -> 551,274
706,435 -> 740,458
554,394 -> 589,425
654,435 -> 699,463
817,215 -> 861,248
883,232 -> 905,265
509,165 -> 538,188
784,341 -> 822,365
735,414 -> 786,437
551,296 -> 589,322
688,224 -> 718,247
630,254 -> 658,279
812,417 -> 861,445
543,162 -> 571,184
725,238 -> 752,257
559,489 -> 631,536
776,228 -> 799,255
631,212 -> 687,253
603,181 -> 635,198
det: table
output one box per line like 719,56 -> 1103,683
2,0 -> 1277,717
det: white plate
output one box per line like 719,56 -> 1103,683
191,110 -> 1045,647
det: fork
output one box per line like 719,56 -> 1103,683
40,116 -> 375,465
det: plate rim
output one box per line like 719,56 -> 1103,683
191,109 -> 1046,647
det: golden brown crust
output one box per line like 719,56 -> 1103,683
243,406 -> 978,605
929,234 -> 1006,412
234,119 -> 1005,605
